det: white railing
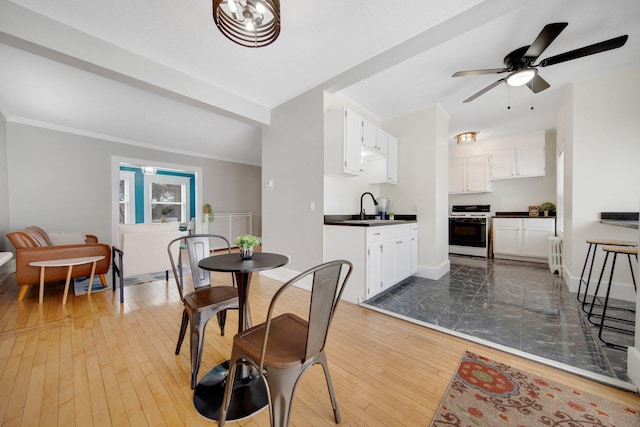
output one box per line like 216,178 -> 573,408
206,213 -> 253,250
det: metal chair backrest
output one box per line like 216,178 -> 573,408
260,260 -> 353,369
168,234 -> 234,300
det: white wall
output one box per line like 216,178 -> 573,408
561,66 -> 640,298
382,105 -> 450,277
5,122 -> 261,246
448,130 -> 557,213
555,66 -> 640,389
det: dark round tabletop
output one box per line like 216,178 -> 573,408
198,252 -> 289,273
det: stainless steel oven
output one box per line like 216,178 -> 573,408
449,205 -> 491,257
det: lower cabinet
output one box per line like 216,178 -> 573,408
493,218 -> 555,261
324,223 -> 418,304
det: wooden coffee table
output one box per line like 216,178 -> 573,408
30,255 -> 105,304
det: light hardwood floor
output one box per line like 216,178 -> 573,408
0,267 -> 639,426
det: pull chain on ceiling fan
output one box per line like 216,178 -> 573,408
452,22 -> 629,104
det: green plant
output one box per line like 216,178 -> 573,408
161,206 -> 173,215
539,202 -> 556,213
202,203 -> 214,222
234,234 -> 261,249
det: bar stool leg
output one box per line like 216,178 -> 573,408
586,251 -> 610,325
577,242 -> 595,304
594,248 -> 637,349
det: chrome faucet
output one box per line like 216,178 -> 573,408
360,192 -> 378,220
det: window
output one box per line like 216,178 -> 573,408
146,174 -> 191,223
119,171 -> 136,224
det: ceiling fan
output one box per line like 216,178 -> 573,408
452,22 -> 628,103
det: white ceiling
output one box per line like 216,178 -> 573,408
1,0 -> 639,165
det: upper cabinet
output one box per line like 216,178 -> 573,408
369,132 -> 398,184
324,108 -> 362,176
490,143 -> 545,180
326,107 -> 399,184
449,154 -> 491,194
362,119 -> 386,156
450,130 -> 546,193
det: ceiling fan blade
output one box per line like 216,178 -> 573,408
452,68 -> 506,77
526,74 -> 550,93
462,79 -> 505,103
538,35 -> 629,67
523,22 -> 568,61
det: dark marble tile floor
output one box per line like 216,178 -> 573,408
364,255 -> 636,384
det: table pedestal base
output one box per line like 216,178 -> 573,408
193,361 -> 268,421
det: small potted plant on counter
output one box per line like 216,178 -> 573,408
234,234 -> 261,260
539,202 -> 556,217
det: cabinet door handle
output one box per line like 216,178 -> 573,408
396,240 -> 402,244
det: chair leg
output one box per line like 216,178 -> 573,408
99,274 -> 107,287
219,350 -> 242,427
217,310 -> 227,336
175,310 -> 189,355
264,367 -> 301,427
189,312 -> 207,389
318,352 -> 342,424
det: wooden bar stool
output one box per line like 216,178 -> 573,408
586,245 -> 637,349
577,239 -> 637,313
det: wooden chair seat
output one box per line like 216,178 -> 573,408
233,313 -> 308,369
184,286 -> 238,313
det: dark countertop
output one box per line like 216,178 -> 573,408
600,212 -> 639,229
493,211 -> 556,218
324,214 -> 417,227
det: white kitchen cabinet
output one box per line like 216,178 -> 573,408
492,218 -> 522,256
493,217 -> 556,261
368,133 -> 398,184
409,225 -> 418,275
324,108 -> 362,176
395,236 -> 411,281
448,154 -> 491,194
362,123 -> 387,156
490,143 -> 545,180
324,223 -> 417,303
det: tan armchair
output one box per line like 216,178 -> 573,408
6,226 -> 112,300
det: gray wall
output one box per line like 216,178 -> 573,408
0,113 -> 9,251
5,122 -> 261,247
262,88 -> 325,271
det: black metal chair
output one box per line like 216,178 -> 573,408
167,234 -> 239,389
219,259 -> 353,427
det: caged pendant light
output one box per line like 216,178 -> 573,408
213,0 -> 281,48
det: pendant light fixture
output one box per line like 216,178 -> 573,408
213,0 -> 280,48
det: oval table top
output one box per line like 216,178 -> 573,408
198,252 -> 289,273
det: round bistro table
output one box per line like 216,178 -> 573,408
193,252 -> 289,421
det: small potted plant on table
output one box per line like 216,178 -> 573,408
234,235 -> 261,260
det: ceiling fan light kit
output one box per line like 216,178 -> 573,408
452,22 -> 629,103
213,0 -> 280,48
506,68 -> 537,87
456,132 -> 477,144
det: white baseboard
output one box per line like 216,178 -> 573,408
627,347 -> 640,391
260,267 -> 312,291
415,259 -> 450,280
564,267 -> 637,302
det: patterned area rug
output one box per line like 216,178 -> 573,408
430,351 -> 640,426
74,268 -> 189,296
